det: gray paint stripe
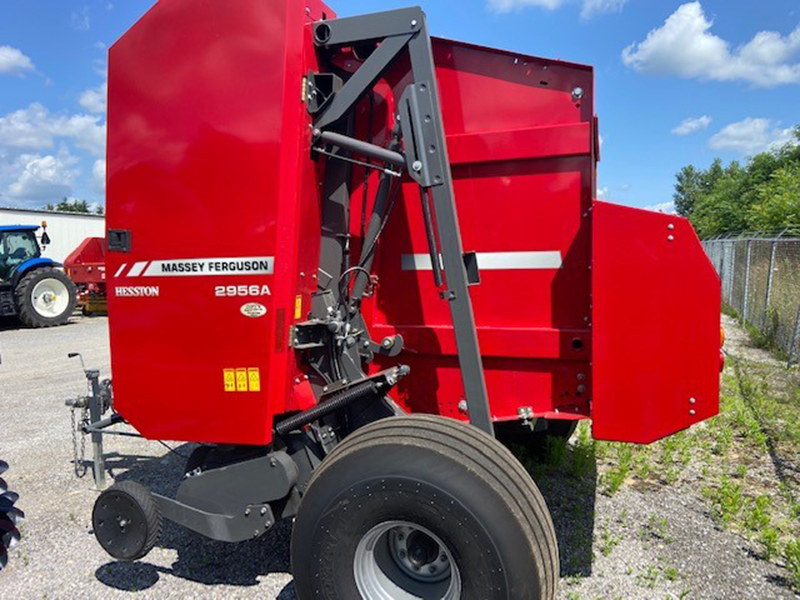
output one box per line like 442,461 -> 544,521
401,251 -> 562,271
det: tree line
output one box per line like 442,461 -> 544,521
44,198 -> 104,215
674,126 -> 800,238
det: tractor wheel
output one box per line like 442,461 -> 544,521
291,415 -> 558,600
15,267 -> 77,328
92,481 -> 162,561
0,460 -> 24,571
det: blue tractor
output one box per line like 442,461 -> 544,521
0,225 -> 77,327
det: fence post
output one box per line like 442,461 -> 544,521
763,228 -> 786,331
742,239 -> 752,323
728,238 -> 736,306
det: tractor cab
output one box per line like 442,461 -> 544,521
0,224 -> 76,327
0,226 -> 45,282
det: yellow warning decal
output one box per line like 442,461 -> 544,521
294,295 -> 303,319
223,369 -> 236,393
224,367 -> 263,393
248,368 -> 261,392
236,368 -> 248,392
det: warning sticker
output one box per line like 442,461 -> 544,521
236,369 -> 248,392
248,368 -> 261,392
294,295 -> 303,320
224,367 -> 262,393
223,369 -> 236,392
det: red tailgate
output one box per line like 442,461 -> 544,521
591,201 -> 721,443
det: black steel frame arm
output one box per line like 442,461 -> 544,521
310,7 -> 494,435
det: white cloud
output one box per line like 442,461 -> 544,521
488,0 -> 565,12
0,46 -> 34,76
91,159 -> 106,194
709,118 -> 796,154
488,0 -> 625,17
71,6 -> 91,32
672,115 -> 712,136
0,103 -> 106,157
6,151 -> 79,202
79,82 -> 107,115
597,186 -> 609,199
581,0 -> 628,20
623,2 -> 800,87
644,201 -> 677,214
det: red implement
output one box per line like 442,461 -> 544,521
106,0 -> 720,446
64,237 -> 107,314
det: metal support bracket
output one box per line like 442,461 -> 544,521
310,7 -> 494,435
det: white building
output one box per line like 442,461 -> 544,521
0,207 -> 105,264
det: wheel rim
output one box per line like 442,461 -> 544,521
31,278 -> 69,318
94,492 -> 147,559
354,520 -> 461,600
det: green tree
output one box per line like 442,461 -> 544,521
702,158 -> 725,193
748,164 -> 800,232
45,198 -> 91,213
673,165 -> 703,217
675,125 -> 800,237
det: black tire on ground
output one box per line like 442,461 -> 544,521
92,481 -> 162,561
0,459 -> 23,572
291,414 -> 559,600
14,267 -> 77,328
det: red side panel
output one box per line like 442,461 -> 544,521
591,201 -> 721,443
364,40 -> 596,423
106,0 -> 332,444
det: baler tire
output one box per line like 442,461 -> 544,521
291,414 -> 558,600
14,268 -> 77,328
92,481 -> 162,561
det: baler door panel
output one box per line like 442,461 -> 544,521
591,201 -> 720,443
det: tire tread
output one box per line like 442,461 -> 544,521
305,415 -> 558,600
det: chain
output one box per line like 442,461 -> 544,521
70,404 -> 89,478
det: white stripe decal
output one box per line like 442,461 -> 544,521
402,251 -> 563,271
114,263 -> 127,278
126,262 -> 149,277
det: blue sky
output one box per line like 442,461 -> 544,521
1,0 -> 799,212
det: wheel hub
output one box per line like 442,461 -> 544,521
31,278 -> 69,318
354,520 -> 460,600
389,525 -> 451,583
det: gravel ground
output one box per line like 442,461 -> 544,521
0,314 -> 797,599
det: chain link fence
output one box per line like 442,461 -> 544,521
703,229 -> 800,368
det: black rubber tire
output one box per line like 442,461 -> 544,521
92,481 -> 162,561
291,414 -> 558,600
14,267 -> 77,328
0,459 -> 23,572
